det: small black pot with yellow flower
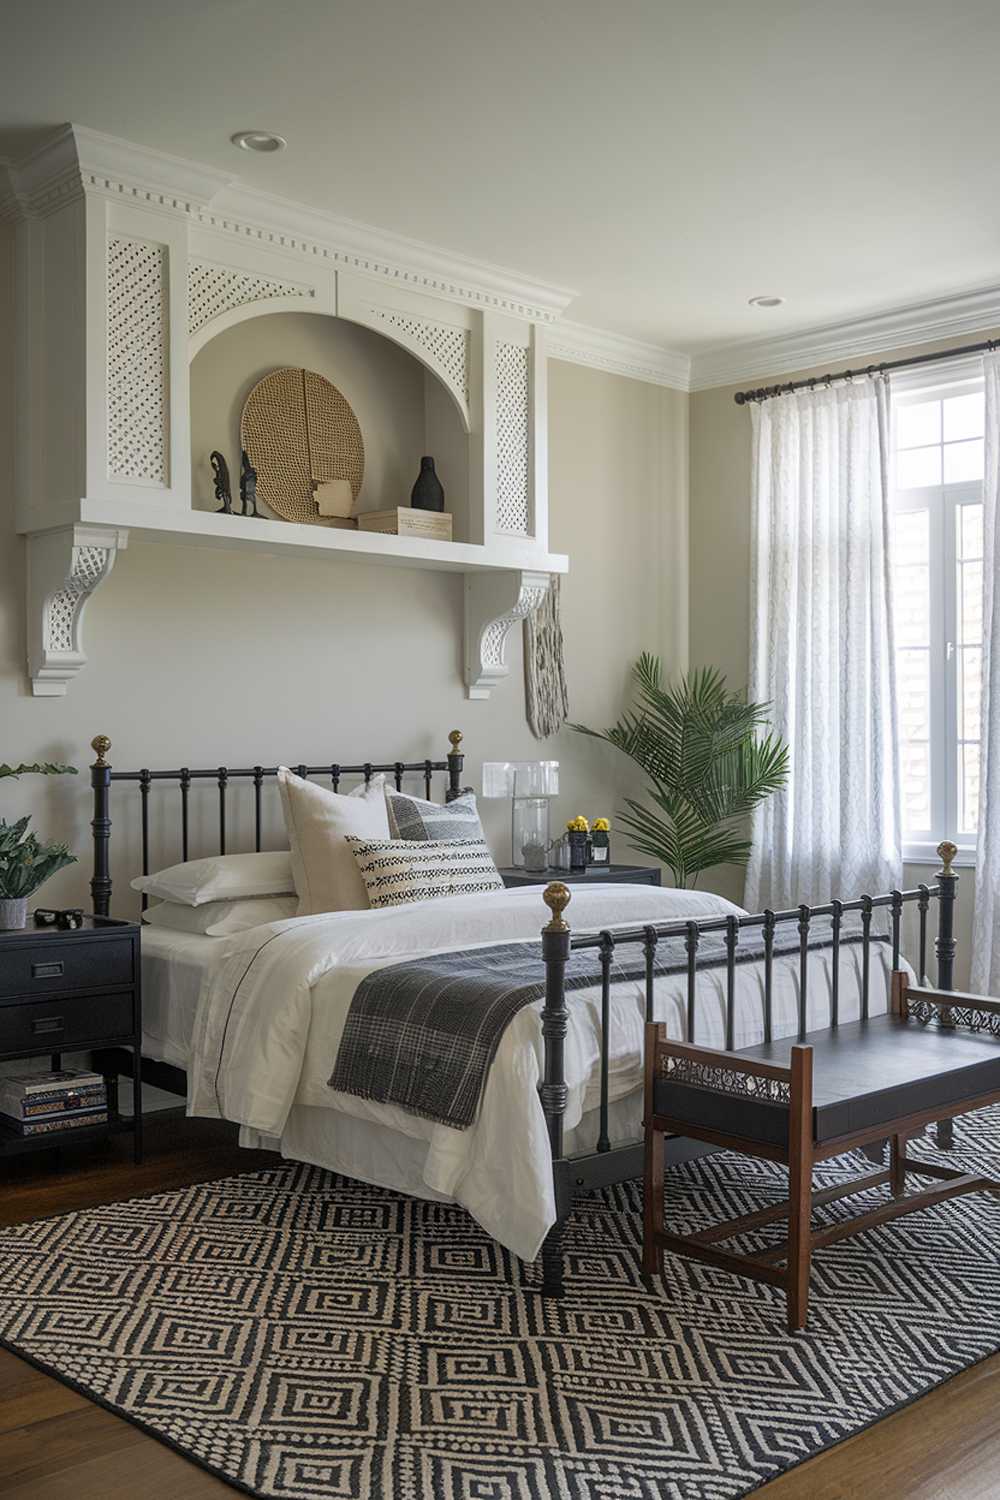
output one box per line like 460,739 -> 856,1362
589,817 -> 611,867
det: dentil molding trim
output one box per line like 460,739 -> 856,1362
688,282 -> 1000,392
464,570 -> 551,701
26,525 -> 129,697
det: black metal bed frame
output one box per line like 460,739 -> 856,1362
87,735 -> 960,1299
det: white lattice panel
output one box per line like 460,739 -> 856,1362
495,342 -> 530,534
188,262 -> 310,335
369,307 -> 470,405
107,238 -> 168,484
46,547 -> 108,653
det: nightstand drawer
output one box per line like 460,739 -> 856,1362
0,936 -> 134,999
0,991 -> 135,1052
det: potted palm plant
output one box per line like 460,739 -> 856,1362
573,655 -> 789,888
0,761 -> 78,929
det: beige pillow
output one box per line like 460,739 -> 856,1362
277,768 -> 390,914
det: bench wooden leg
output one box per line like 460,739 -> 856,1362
890,1133 -> 907,1196
643,1116 -> 665,1282
787,1046 -> 814,1332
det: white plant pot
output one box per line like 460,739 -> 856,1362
0,897 -> 29,930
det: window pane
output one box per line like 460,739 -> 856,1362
896,506 -> 930,563
959,645 -> 982,740
896,445 -> 942,489
960,558 -> 983,645
960,502 -> 983,560
960,742 -> 981,833
897,647 -> 930,740
901,740 -> 931,831
943,391 -> 984,442
943,438 -> 984,484
896,399 -> 941,450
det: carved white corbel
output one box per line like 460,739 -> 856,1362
26,525 -> 129,696
464,569 -> 551,700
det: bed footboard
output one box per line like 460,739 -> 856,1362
537,843 -> 961,1296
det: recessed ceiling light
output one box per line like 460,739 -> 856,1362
748,295 -> 785,308
230,130 -> 286,154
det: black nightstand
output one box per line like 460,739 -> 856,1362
499,864 -> 662,888
0,916 -> 142,1162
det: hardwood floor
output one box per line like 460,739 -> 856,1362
0,1115 -> 998,1498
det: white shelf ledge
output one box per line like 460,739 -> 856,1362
74,498 -> 568,576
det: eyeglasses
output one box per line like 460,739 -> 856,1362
33,908 -> 85,931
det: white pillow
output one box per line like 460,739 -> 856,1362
142,895 -> 298,937
131,851 -> 294,907
347,835 -> 503,910
278,768 -> 390,915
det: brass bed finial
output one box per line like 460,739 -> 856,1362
543,882 -> 571,932
936,839 -> 958,877
91,734 -> 111,768
448,729 -> 463,751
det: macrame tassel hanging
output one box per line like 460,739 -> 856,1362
524,575 -> 569,739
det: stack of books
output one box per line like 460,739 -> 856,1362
0,1069 -> 108,1137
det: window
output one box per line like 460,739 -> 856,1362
892,372 -> 984,860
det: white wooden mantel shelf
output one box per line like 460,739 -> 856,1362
6,124 -> 578,702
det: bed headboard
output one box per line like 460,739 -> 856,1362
89,730 -> 466,917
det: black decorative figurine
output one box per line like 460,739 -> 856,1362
211,451 -> 233,514
411,456 -> 445,512
239,448 -> 260,518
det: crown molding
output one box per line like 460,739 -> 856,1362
73,124 -> 235,213
689,283 -> 1000,392
199,181 -> 578,324
547,320 -> 691,390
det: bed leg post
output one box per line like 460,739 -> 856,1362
539,882 -> 571,1296
541,1221 -> 566,1297
935,841 -> 959,1151
445,729 -> 464,802
90,735 -> 113,918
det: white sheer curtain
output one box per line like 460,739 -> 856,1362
743,378 -> 901,912
971,353 -> 1000,992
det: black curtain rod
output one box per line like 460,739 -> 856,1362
733,336 -> 1000,405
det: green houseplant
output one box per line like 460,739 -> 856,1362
0,761 -> 78,929
572,654 -> 789,888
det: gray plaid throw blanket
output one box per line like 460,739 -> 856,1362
329,924 -> 875,1130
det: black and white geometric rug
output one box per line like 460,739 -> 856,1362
1,1108 -> 999,1500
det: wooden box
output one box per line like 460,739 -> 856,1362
356,507 -> 453,541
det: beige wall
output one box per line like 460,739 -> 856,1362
688,332 -> 1000,975
0,228 -> 688,918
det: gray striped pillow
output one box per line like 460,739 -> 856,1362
346,836 -> 503,909
384,788 -> 484,842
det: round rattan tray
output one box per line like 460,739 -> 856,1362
240,367 -> 365,525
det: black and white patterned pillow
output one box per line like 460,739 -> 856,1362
346,836 -> 503,909
384,787 -> 485,842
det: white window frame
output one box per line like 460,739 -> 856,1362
892,359 -> 983,866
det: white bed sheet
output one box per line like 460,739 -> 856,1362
140,925 -> 217,1070
182,886 -> 905,1264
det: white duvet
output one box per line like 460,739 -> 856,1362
187,883 -> 899,1262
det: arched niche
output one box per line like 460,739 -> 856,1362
189,309 -> 472,538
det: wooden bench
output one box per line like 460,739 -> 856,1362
643,972 -> 1000,1331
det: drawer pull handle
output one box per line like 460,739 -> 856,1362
31,1017 -> 64,1036
31,961 -> 64,980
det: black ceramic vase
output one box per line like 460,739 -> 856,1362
411,456 -> 445,512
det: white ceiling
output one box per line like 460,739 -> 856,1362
3,0 -> 1000,356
